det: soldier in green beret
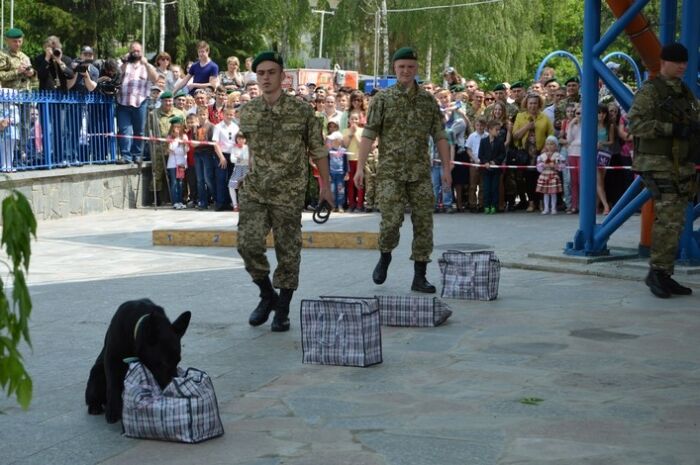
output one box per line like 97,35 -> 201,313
628,42 -> 698,298
238,51 -> 334,332
0,28 -> 36,89
354,46 -> 451,293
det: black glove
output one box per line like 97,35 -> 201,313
672,123 -> 691,139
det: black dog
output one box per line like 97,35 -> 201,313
85,299 -> 191,423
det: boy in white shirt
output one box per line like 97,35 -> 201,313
465,117 -> 488,213
213,107 -> 239,210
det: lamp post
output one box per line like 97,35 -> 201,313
132,0 -> 156,54
309,0 -> 341,59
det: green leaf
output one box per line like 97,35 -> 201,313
519,397 -> 545,406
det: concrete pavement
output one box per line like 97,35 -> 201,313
0,208 -> 698,465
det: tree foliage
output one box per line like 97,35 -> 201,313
0,187 -> 36,410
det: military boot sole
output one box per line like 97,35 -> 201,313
271,318 -> 290,332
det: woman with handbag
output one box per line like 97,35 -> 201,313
596,104 -> 614,214
512,93 -> 555,212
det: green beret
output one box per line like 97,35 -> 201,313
510,81 -> 525,89
169,116 -> 184,125
544,78 -> 559,86
392,47 -> 418,62
159,91 -> 173,99
4,28 -> 23,39
493,83 -> 506,92
174,90 -> 188,98
565,76 -> 580,85
450,84 -> 465,92
252,51 -> 283,72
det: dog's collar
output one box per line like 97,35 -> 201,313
133,314 -> 149,340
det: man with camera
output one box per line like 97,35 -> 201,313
33,36 -> 76,91
71,46 -> 99,94
116,41 -> 159,164
0,28 -> 36,90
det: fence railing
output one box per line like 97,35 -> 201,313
0,89 -> 117,173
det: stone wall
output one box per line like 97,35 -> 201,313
0,165 -> 148,221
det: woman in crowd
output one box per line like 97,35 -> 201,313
605,101 -> 633,206
349,90 -> 367,125
565,104 -> 582,213
154,52 -> 175,91
596,104 -> 614,214
220,56 -> 245,91
558,103 -> 576,212
491,102 -> 512,211
512,93 -> 555,212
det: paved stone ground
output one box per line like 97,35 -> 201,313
1,209 -> 699,465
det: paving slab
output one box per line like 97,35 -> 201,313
0,208 -> 699,465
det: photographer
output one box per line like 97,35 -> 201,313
96,58 -> 121,97
71,46 -> 99,94
33,35 -> 75,91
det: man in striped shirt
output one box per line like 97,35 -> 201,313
116,41 -> 159,164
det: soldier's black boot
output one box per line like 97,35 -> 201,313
372,252 -> 392,285
271,289 -> 293,332
248,277 -> 279,326
645,269 -> 671,299
411,261 -> 436,294
658,272 -> 693,295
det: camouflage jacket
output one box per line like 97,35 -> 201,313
628,76 -> 699,177
147,106 -> 186,157
0,49 -> 34,89
238,93 -> 327,207
362,82 -> 446,181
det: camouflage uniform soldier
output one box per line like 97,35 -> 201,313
0,28 -> 36,90
628,42 -> 699,298
354,47 -> 451,293
238,51 -> 333,332
555,77 -> 581,124
363,148 -> 379,211
146,91 -> 186,201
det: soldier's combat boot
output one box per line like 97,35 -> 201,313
411,261 -> 436,294
372,252 -> 392,285
249,277 -> 279,326
658,272 -> 693,295
271,289 -> 293,332
645,269 -> 671,299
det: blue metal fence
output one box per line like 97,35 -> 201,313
0,89 -> 117,172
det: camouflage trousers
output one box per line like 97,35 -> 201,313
237,197 -> 303,289
377,176 -> 435,262
364,154 -> 379,209
150,144 -> 168,194
641,172 -> 694,273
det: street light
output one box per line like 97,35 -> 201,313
309,0 -> 341,59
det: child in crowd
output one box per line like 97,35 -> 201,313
536,135 -> 565,215
166,116 -> 188,209
193,106 -> 227,210
478,120 -> 506,214
327,131 -> 348,213
183,113 -> 199,207
466,117 -> 488,212
228,132 -> 249,212
342,110 -> 365,212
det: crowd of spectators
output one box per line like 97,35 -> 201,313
0,28 -> 636,217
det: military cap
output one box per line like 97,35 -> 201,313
252,51 -> 283,72
159,91 -> 173,99
450,84 -> 465,92
510,81 -> 525,89
169,115 -> 184,125
493,83 -> 506,92
392,47 -> 418,62
565,76 -> 580,85
544,78 -> 559,86
4,28 -> 23,39
174,89 -> 188,98
660,42 -> 688,62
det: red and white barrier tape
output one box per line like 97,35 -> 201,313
449,160 -> 635,171
89,132 -> 218,147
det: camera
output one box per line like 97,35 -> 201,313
75,62 -> 91,74
52,48 -> 62,58
127,51 -> 139,63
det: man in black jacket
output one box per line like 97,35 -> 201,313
33,35 -> 75,91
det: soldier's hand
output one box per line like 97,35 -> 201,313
672,123 -> 691,139
442,168 -> 452,189
353,169 -> 364,189
319,185 -> 335,209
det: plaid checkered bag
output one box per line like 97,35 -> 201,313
438,250 -> 501,300
301,298 -> 382,367
375,295 -> 452,327
122,361 -> 224,443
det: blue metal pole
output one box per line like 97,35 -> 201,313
602,51 -> 643,92
659,0 -> 677,46
577,0 -> 602,254
534,51 -> 583,82
600,175 -> 644,227
592,59 -> 634,110
680,0 -> 700,96
678,202 -> 700,262
594,188 -> 652,250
